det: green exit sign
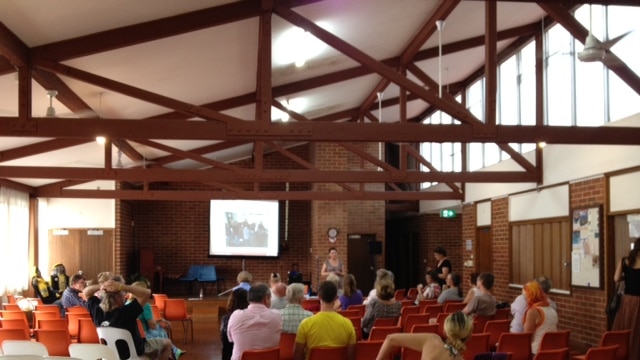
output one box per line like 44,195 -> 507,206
440,209 -> 457,218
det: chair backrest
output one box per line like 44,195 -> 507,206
345,316 -> 363,341
35,329 -> 72,356
0,319 -> 30,339
600,330 -> 631,360
0,329 -> 30,343
403,313 -> 431,333
66,312 -> 91,339
400,300 -> 414,308
418,300 -> 439,313
0,311 -> 27,321
346,304 -> 365,317
77,318 -> 99,344
373,318 -> 397,328
35,305 -> 60,314
493,308 -> 511,320
533,348 -> 569,360
583,345 -> 618,360
38,319 -> 68,331
0,355 -> 44,360
394,289 -> 406,301
398,306 -> 420,327
482,320 -> 511,350
279,333 -> 296,360
180,265 -> 201,281
368,326 -> 401,341
152,294 -> 168,314
2,340 -> 49,356
301,299 -> 320,312
96,326 -> 142,360
444,301 -> 467,313
423,304 -> 445,320
410,324 -> 438,334
496,332 -> 532,360
64,306 -> 89,314
473,315 -> 493,334
405,288 -> 419,301
197,265 -> 218,282
6,295 -> 16,305
308,346 -> 349,360
150,304 -> 162,320
462,333 -> 491,360
1,304 -> 20,312
69,343 -> 119,360
240,347 -> 280,360
356,340 -> 384,360
33,311 -> 60,329
337,310 -> 360,318
163,299 -> 188,321
435,312 -> 452,339
538,330 -> 570,352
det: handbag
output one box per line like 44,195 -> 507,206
606,280 -> 624,316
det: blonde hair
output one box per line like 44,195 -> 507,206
443,311 -> 473,353
237,271 -> 253,284
99,276 -> 125,313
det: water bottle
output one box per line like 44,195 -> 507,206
199,288 -> 203,300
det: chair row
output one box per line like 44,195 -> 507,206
0,340 -> 118,360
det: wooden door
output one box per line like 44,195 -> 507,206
476,227 -> 493,273
48,229 -> 114,282
347,234 -> 377,296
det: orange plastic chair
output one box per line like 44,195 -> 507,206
6,294 -> 16,304
279,332 -> 296,360
35,328 -> 72,356
410,323 -> 438,334
0,318 -> 31,339
152,294 -> 169,315
0,328 -> 30,342
373,318 -> 398,328
150,304 -> 172,338
2,303 -> 20,311
337,309 -> 360,318
482,319 -> 511,351
33,310 -> 60,329
534,348 -> 569,360
496,332 -> 533,360
403,313 -> 430,333
368,325 -> 401,341
356,340 -> 384,360
444,301 -> 466,313
36,304 -> 61,314
577,345 -> 618,360
77,317 -> 100,343
347,304 -> 365,317
538,330 -> 570,352
398,306 -> 420,328
309,346 -> 349,360
241,346 -> 280,360
163,298 -> 193,343
462,333 -> 490,360
66,311 -> 91,339
137,318 -> 146,339
38,318 -> 69,331
65,305 -> 89,314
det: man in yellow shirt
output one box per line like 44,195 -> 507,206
293,280 -> 356,360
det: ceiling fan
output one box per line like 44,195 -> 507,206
578,5 -> 632,63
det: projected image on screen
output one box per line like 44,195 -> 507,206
210,200 -> 279,257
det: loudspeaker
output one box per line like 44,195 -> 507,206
368,241 -> 383,255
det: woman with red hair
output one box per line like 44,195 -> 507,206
523,281 -> 558,355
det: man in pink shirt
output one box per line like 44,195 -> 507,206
228,283 -> 282,360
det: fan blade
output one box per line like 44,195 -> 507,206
602,30 -> 633,50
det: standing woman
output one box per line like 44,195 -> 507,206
612,238 -> 640,360
321,247 -> 346,288
433,247 -> 452,288
220,288 -> 249,360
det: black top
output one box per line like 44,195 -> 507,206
436,259 -> 452,287
88,296 -> 146,356
623,258 -> 640,296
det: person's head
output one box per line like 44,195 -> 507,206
443,311 -> 473,353
425,270 -> 439,284
469,272 -> 480,287
343,274 -> 357,296
434,247 -> 447,260
226,288 -> 249,312
269,272 -> 281,286
318,280 -> 338,304
247,283 -> 271,306
328,247 -> 338,259
273,282 -> 287,298
326,273 -> 340,289
99,278 -> 127,312
524,281 -> 546,306
477,272 -> 494,291
237,270 -> 253,284
375,268 -> 394,282
536,276 -> 552,294
291,263 -> 299,271
286,283 -> 306,304
97,271 -> 113,284
376,277 -> 395,301
70,274 -> 86,291
447,273 -> 462,288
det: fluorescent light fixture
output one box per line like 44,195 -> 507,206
274,23 -> 331,67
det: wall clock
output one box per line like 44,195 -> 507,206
327,227 -> 339,243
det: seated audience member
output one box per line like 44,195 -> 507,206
363,268 -> 394,305
271,282 -> 288,310
438,273 -> 463,304
227,283 -> 282,360
462,272 -> 496,318
361,277 -> 402,339
281,283 -> 313,333
61,273 -> 88,309
375,311 -> 473,360
293,280 -> 356,360
523,281 -> 558,355
415,270 -> 442,303
221,288 -> 249,360
50,263 -> 70,295
31,267 -> 64,316
462,272 -> 480,304
84,275 -> 171,360
339,274 -> 364,310
288,263 -> 303,284
129,281 -> 184,360
269,272 -> 282,292
510,275 -> 558,333
233,271 -> 252,291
